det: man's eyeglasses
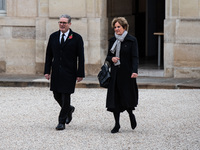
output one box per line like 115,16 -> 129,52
58,22 -> 68,25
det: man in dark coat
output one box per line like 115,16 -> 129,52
44,14 -> 85,130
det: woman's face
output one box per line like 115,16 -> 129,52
114,22 -> 125,35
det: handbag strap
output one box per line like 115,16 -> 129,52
104,60 -> 110,67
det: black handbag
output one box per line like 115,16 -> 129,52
97,61 -> 111,88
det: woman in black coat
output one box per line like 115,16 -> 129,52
106,17 -> 139,133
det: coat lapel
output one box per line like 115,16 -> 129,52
55,31 -> 62,48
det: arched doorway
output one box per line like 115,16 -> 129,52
107,0 -> 165,71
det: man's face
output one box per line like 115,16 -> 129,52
58,17 -> 71,33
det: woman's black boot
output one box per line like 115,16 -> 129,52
111,124 -> 120,133
127,110 -> 137,130
129,113 -> 137,130
111,112 -> 120,133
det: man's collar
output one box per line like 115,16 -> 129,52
60,29 -> 70,36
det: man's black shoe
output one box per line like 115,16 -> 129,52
56,124 -> 65,130
66,106 -> 75,124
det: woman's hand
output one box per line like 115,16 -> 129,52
44,74 -> 51,80
112,57 -> 120,63
131,73 -> 138,78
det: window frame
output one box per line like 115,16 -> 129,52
0,0 -> 6,16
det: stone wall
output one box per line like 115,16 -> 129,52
0,0 -> 107,75
165,0 -> 200,78
1,0 -> 200,78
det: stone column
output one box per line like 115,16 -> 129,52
35,0 -> 49,74
164,0 -> 200,78
85,0 -> 108,75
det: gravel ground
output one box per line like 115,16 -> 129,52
0,87 -> 199,150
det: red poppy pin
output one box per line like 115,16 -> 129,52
68,34 -> 73,39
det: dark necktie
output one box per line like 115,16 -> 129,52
61,33 -> 65,45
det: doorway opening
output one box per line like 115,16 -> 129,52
107,0 -> 165,72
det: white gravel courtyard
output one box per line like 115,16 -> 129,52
0,87 -> 199,150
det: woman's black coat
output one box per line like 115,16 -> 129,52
106,34 -> 139,111
44,29 -> 85,94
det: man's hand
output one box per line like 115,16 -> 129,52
131,73 -> 138,78
44,74 -> 51,80
77,77 -> 83,82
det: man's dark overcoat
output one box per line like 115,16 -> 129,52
106,34 -> 139,112
44,29 -> 85,94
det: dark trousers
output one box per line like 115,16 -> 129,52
53,91 -> 71,124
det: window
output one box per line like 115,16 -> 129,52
0,0 -> 6,16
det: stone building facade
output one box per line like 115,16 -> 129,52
165,0 -> 200,78
0,0 -> 200,78
0,0 -> 107,75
